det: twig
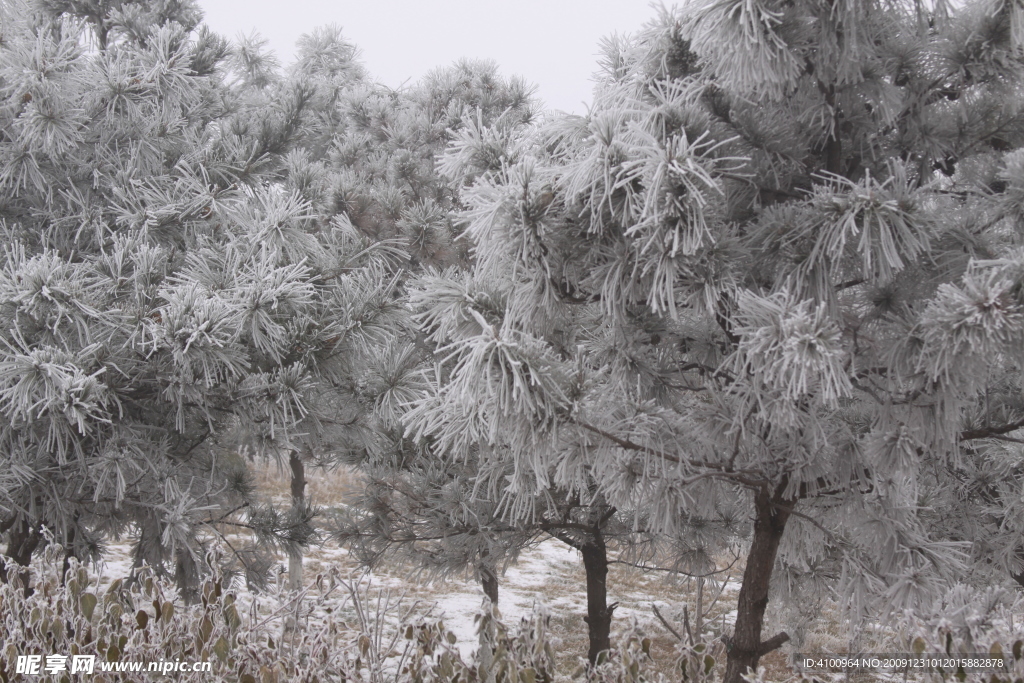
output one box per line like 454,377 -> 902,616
683,604 -> 696,645
609,557 -> 736,578
251,586 -> 311,631
976,433 -> 1024,445
704,568 -> 733,617
653,602 -> 685,643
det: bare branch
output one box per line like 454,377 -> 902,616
757,632 -> 790,656
653,602 -> 686,643
960,417 -> 1024,442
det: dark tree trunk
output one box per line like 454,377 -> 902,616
722,484 -> 793,683
480,562 -> 499,605
133,510 -> 201,602
288,451 -> 306,592
133,512 -> 163,570
175,548 -> 200,604
1009,546 -> 1024,588
823,86 -> 844,177
825,130 -> 843,177
581,530 -> 614,665
290,451 -> 307,501
1,516 -> 42,597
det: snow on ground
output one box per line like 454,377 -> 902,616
91,529 -> 743,667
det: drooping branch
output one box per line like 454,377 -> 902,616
576,421 -> 674,459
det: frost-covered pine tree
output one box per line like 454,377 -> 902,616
323,61 -> 740,663
328,59 -> 545,600
330,58 -> 535,267
226,23 -> 371,594
0,0 -> 399,597
401,266 -> 747,664
406,0 -> 1024,679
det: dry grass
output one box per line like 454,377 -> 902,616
251,457 -> 363,505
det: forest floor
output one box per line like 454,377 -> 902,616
90,462 -> 900,681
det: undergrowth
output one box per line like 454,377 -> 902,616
3,541 -> 1024,682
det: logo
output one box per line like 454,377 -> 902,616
15,655 -> 95,675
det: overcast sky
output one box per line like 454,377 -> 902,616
197,0 -> 659,114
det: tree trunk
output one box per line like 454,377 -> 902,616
478,546 -> 499,605
175,548 -> 200,604
133,510 -> 164,567
722,484 -> 793,683
480,560 -> 499,605
581,530 -> 614,665
1,516 -> 42,597
695,576 -> 705,638
824,87 -> 844,176
288,451 -> 306,593
1010,548 -> 1024,588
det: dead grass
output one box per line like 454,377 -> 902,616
251,457 -> 363,506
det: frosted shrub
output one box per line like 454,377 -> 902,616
0,542 -> 698,682
1,542 -> 381,682
896,585 -> 1024,683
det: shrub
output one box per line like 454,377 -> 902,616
0,541 -> 664,682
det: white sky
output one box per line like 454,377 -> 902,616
197,0 -> 659,114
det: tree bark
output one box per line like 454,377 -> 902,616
175,548 -> 200,604
480,562 -> 499,605
288,451 -> 306,593
581,529 -> 614,665
722,483 -> 793,683
1,516 -> 42,597
695,576 -> 705,638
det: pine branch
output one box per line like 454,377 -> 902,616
577,421 -> 767,488
715,298 -> 741,348
960,417 -> 1024,442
